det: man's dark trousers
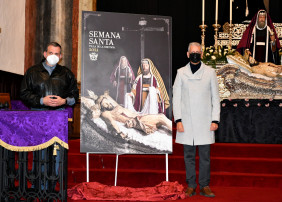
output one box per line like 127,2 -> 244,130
183,144 -> 210,189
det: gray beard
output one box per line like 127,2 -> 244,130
257,21 -> 266,29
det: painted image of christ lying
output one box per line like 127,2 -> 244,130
80,90 -> 172,154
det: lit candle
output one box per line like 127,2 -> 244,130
215,0 -> 218,24
230,0 -> 232,22
202,0 -> 205,25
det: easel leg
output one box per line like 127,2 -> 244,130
86,152 -> 89,182
166,153 -> 169,181
115,154 -> 119,186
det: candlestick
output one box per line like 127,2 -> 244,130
212,23 -> 221,54
199,24 -> 208,51
229,0 -> 233,51
215,0 -> 218,24
202,0 -> 205,25
230,0 -> 232,21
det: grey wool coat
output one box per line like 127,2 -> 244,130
173,62 -> 220,146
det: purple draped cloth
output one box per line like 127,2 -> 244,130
0,110 -> 68,150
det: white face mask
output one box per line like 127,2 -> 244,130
46,55 -> 59,66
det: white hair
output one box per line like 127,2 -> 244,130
188,42 -> 202,52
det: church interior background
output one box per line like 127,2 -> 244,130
0,0 -> 282,201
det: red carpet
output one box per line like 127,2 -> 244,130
67,139 -> 282,201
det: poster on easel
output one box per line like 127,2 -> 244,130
80,11 -> 172,154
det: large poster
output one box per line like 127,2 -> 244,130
80,11 -> 172,154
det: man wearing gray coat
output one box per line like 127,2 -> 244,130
173,42 -> 220,197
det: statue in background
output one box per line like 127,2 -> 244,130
236,10 -> 280,65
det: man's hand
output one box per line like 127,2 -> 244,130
210,123 -> 218,131
177,122 -> 184,132
43,95 -> 66,107
246,49 -> 252,56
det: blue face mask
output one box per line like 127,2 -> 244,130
190,53 -> 201,63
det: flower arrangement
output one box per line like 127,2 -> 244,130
202,45 -> 236,68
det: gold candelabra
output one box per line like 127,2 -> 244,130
212,23 -> 221,54
199,24 -> 208,51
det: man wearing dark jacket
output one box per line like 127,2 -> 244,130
20,42 -> 79,191
21,42 -> 79,109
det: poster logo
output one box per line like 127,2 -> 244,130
89,52 -> 98,61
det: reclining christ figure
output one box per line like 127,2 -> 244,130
85,90 -> 172,139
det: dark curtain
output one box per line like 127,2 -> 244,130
216,100 -> 282,144
33,0 -> 73,69
269,0 -> 282,22
34,0 -> 52,64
